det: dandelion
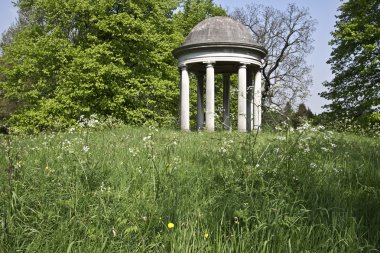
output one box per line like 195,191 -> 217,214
204,232 -> 209,239
167,222 -> 175,229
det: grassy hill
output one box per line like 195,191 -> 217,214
1,126 -> 379,252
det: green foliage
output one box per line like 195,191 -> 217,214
314,111 -> 380,136
262,102 -> 314,130
1,0 -> 196,132
175,0 -> 227,36
321,0 -> 380,118
1,127 -> 380,252
0,0 -> 229,133
292,103 -> 314,128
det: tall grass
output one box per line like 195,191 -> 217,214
1,125 -> 379,252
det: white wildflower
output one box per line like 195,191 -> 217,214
317,125 -> 325,130
143,135 -> 152,142
128,147 -> 139,157
275,136 -> 286,141
321,147 -> 329,152
310,163 -> 317,169
220,147 -> 227,153
83,145 -> 90,153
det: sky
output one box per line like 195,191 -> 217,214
0,0 -> 342,114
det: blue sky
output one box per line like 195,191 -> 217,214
0,0 -> 342,113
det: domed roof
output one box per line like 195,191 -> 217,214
182,16 -> 256,46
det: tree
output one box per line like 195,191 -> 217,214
292,103 -> 312,128
320,0 -> 380,118
232,3 -> 316,108
0,0 -> 228,133
0,0 -> 183,132
175,0 -> 226,36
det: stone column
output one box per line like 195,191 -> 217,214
246,69 -> 253,131
180,65 -> 190,131
196,73 -> 205,131
238,64 -> 247,132
178,68 -> 181,126
254,68 -> 262,130
205,63 -> 215,131
223,74 -> 231,131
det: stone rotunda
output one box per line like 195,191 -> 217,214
173,16 -> 267,132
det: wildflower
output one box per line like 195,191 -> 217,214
167,222 -> 175,229
15,161 -> 22,169
310,163 -> 317,169
143,135 -> 152,142
321,147 -> 329,152
128,147 -> 139,157
275,136 -> 286,141
204,232 -> 209,239
83,145 -> 90,153
219,147 -> 227,153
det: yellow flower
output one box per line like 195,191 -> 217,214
167,222 -> 175,229
204,232 -> 209,239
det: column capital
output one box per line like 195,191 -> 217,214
260,59 -> 266,67
179,64 -> 187,70
239,63 -> 248,68
204,61 -> 215,68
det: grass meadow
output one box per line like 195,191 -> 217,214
1,125 -> 379,252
